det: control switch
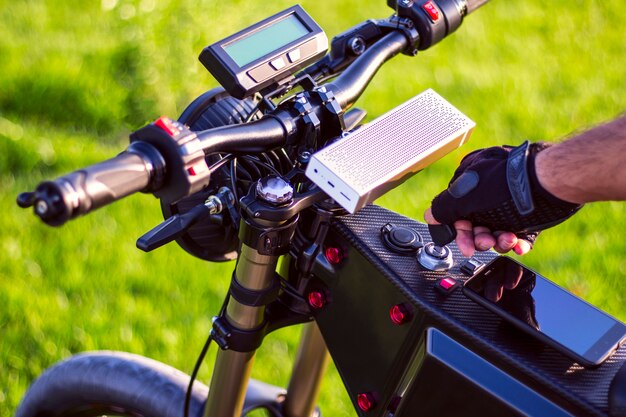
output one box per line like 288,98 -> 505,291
460,258 -> 485,276
381,223 -> 423,254
418,242 -> 453,271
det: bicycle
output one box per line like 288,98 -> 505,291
14,0 -> 626,416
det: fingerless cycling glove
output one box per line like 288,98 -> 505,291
431,141 -> 582,236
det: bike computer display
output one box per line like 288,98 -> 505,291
199,5 -> 328,99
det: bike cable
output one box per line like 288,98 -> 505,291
184,298 -> 228,417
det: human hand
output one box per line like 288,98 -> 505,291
424,208 -> 532,258
425,141 -> 582,258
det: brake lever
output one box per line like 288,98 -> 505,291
137,203 -> 214,252
137,187 -> 234,252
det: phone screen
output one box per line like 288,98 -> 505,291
463,257 -> 626,366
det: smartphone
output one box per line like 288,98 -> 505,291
463,256 -> 626,367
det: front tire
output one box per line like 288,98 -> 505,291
16,351 -> 207,417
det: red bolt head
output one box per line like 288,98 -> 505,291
357,392 -> 376,412
389,304 -> 412,325
325,246 -> 344,264
307,291 -> 327,309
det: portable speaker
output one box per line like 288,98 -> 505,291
305,89 -> 475,213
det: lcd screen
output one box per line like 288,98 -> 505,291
464,257 -> 626,363
223,14 -> 309,67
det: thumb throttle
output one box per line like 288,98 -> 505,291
427,223 -> 457,247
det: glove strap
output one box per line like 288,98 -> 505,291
506,140 -> 534,215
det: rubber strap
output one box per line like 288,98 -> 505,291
229,272 -> 281,307
506,141 -> 534,215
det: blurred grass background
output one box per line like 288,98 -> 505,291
1,0 -> 624,414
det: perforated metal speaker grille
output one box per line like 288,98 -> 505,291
306,89 -> 475,213
323,90 -> 472,188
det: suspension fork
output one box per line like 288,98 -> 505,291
204,174 -> 302,417
205,245 -> 331,417
204,176 -> 332,417
204,242 -> 281,417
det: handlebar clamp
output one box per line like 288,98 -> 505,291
376,15 -> 421,56
239,214 -> 299,256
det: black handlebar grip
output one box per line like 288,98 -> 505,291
18,141 -> 165,226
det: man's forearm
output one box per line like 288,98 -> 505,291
534,115 -> 626,204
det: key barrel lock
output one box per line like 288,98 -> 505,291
381,223 -> 423,254
418,242 -> 453,271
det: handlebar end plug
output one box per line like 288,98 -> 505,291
22,182 -> 73,226
16,192 -> 36,208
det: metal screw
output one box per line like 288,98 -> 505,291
298,151 -> 312,163
35,200 -> 48,216
204,195 -> 223,214
349,37 -> 366,56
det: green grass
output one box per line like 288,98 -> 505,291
1,0 -> 625,415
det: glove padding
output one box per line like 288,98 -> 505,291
431,141 -> 582,241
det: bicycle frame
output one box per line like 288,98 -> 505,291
211,201 -> 626,416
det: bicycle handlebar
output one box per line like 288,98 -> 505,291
193,112 -> 294,156
330,31 -> 407,109
19,0 -> 488,225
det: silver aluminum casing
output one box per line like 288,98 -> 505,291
305,89 -> 475,213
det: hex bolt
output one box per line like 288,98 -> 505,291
204,195 -> 223,215
298,151 -> 312,164
349,37 -> 366,55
